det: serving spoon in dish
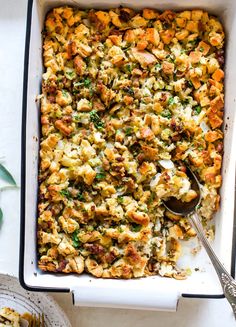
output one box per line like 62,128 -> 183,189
163,167 -> 236,319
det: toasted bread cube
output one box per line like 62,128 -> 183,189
191,76 -> 201,89
145,28 -> 160,46
191,10 -> 203,21
179,11 -> 191,20
186,20 -> 199,32
175,29 -> 189,40
197,41 -> 211,55
176,17 -> 187,27
160,29 -> 175,44
143,8 -> 157,19
95,11 -> 111,26
189,51 -> 202,64
212,69 -> 224,82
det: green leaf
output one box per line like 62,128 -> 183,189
0,208 -> 3,225
0,163 -> 16,186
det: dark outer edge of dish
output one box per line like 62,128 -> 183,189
19,0 -> 69,293
230,182 -> 236,278
19,0 -> 236,298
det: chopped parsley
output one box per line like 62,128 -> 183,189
124,87 -> 134,96
187,80 -> 193,87
148,192 -> 155,204
65,70 -> 76,80
84,78 -> 92,87
168,97 -> 175,105
59,189 -> 72,200
125,127 -> 133,136
72,231 -> 80,248
125,64 -> 132,73
77,192 -> 85,201
89,110 -> 104,130
74,78 -> 92,88
199,47 -> 204,52
194,106 -> 202,114
131,223 -> 142,232
62,90 -> 69,97
117,196 -> 124,204
96,168 -> 106,180
161,109 -> 172,119
155,63 -> 161,69
74,114 -> 81,122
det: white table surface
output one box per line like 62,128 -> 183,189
0,0 -> 235,326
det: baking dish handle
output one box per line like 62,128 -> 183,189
72,286 -> 180,311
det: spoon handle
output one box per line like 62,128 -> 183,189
189,212 -> 236,319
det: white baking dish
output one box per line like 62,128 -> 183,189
20,0 -> 236,311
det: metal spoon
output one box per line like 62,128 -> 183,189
163,167 -> 236,319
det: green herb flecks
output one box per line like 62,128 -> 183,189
72,231 -> 80,248
148,192 -> 155,204
125,127 -> 133,136
89,110 -> 104,130
74,78 -> 92,88
124,87 -> 134,96
117,196 -> 124,204
194,106 -> 202,115
96,168 -> 106,180
124,64 -> 132,73
161,109 -> 172,119
62,89 -> 69,97
131,223 -> 142,232
187,80 -> 193,87
168,97 -> 175,105
65,70 -> 76,80
155,63 -> 161,69
59,189 -> 72,200
77,192 -> 85,201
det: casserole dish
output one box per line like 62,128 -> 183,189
20,0 -> 236,311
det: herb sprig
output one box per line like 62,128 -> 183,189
0,163 -> 17,226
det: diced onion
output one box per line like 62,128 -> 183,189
158,159 -> 175,170
200,121 -> 210,133
57,140 -> 64,149
150,173 -> 161,189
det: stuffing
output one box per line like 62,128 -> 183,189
38,6 -> 224,279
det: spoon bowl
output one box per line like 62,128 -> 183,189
163,167 -> 201,216
163,166 -> 236,319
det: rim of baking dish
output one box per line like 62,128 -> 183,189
19,0 -> 235,298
